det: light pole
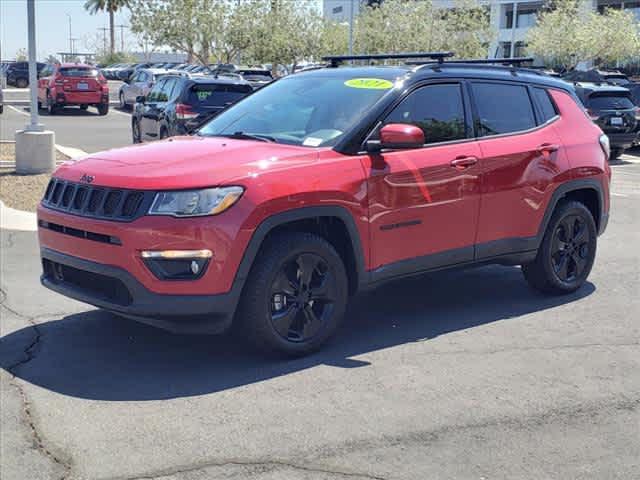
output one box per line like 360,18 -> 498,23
15,0 -> 55,174
67,13 -> 72,54
348,0 -> 355,56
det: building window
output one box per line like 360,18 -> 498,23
514,41 -> 527,57
500,42 -> 512,58
332,5 -> 343,14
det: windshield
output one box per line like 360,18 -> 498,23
198,75 -> 394,147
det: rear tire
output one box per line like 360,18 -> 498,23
522,201 -> 597,295
236,232 -> 349,357
79,104 -> 88,111
97,103 -> 109,116
16,78 -> 28,88
610,148 -> 623,160
159,127 -> 168,140
119,92 -> 126,109
47,96 -> 58,115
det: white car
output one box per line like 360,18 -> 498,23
118,68 -> 184,109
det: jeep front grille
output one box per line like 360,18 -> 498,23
41,178 -> 154,222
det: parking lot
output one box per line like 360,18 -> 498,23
1,82 -> 640,478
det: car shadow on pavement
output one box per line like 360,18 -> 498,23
0,265 -> 594,401
18,106 -> 103,117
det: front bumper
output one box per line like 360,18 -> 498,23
41,248 -> 238,334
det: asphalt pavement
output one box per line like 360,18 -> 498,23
0,158 -> 638,479
1,100 -> 131,154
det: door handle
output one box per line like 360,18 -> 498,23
450,156 -> 478,170
537,143 -> 560,160
537,143 -> 559,153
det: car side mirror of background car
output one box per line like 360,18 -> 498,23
136,95 -> 146,104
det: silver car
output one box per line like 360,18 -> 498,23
118,68 -> 184,109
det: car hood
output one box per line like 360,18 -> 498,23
53,136 -> 322,190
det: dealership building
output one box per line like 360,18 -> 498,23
323,0 -> 640,61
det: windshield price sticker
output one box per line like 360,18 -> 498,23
344,78 -> 393,90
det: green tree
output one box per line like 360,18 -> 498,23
84,0 -> 130,55
354,0 -> 491,59
527,0 -> 640,69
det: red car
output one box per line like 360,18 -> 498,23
37,54 -> 611,356
37,63 -> 109,115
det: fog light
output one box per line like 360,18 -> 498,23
141,250 -> 212,280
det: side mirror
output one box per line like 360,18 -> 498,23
371,124 -> 425,151
135,95 -> 146,104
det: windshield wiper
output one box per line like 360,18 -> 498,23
220,131 -> 276,143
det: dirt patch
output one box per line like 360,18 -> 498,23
0,143 -> 68,212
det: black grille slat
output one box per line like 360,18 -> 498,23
72,187 -> 88,210
38,220 -> 122,245
61,184 -> 75,207
122,192 -> 144,218
103,191 -> 123,216
41,179 -> 151,222
50,182 -> 64,205
87,189 -> 105,213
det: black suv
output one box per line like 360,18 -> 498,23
5,61 -> 46,88
564,69 -> 640,105
574,82 -> 639,159
131,74 -> 253,143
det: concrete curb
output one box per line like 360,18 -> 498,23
0,200 -> 37,232
55,144 -> 88,160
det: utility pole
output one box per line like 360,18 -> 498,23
116,24 -> 128,53
99,27 -> 109,56
348,0 -> 355,56
67,13 -> 72,54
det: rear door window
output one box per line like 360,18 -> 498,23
147,78 -> 167,102
471,82 -> 536,136
588,94 -> 634,110
187,83 -> 253,108
383,83 -> 467,144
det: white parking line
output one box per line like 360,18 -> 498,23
611,192 -> 629,197
8,105 -> 29,116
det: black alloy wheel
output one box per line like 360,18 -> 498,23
269,253 -> 337,343
550,215 -> 590,283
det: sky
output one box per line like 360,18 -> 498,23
1,0 -> 131,61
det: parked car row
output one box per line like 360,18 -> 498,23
131,74 -> 253,143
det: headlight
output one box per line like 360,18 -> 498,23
148,187 -> 244,217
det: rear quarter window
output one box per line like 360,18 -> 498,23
187,84 -> 253,107
588,94 -> 635,110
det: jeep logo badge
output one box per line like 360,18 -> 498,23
80,173 -> 95,184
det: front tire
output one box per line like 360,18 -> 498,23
47,95 -> 58,115
610,148 -> 623,161
236,232 -> 349,356
522,201 -> 597,295
132,119 -> 142,143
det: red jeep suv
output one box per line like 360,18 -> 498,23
37,63 -> 109,115
37,54 -> 611,356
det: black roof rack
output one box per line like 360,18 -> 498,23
406,57 -> 534,66
322,52 -> 454,67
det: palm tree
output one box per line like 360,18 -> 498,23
84,0 -> 130,55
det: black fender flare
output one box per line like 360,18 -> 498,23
232,205 -> 368,294
535,178 -> 606,245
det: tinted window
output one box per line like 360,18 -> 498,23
532,87 -> 557,122
59,67 -> 98,77
588,94 -> 635,110
384,84 -> 467,144
158,78 -> 178,102
199,75 -> 393,147
187,83 -> 253,107
472,82 -> 536,135
147,78 -> 166,102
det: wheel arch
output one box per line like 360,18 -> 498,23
234,206 -> 367,296
537,179 -> 605,245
